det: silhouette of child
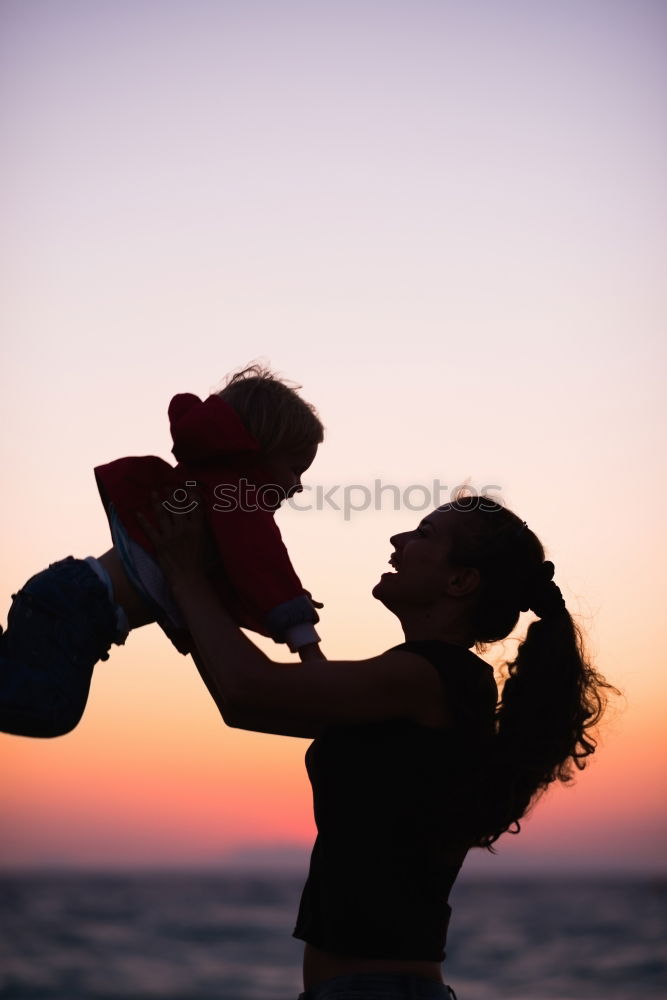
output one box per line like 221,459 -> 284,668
0,365 -> 323,738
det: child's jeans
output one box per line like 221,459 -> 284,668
0,557 -> 120,737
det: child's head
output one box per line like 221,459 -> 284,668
217,364 -> 324,501
218,364 -> 324,454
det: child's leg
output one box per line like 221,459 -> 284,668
0,557 -> 124,738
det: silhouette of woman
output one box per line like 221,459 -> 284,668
139,494 -> 615,1000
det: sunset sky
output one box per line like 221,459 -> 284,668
1,0 -> 665,874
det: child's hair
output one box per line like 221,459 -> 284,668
217,364 -> 324,454
443,496 -> 618,849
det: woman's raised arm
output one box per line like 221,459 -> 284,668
138,504 -> 449,738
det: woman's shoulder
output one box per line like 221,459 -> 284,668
391,639 -> 497,723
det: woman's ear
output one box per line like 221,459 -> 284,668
446,566 -> 480,598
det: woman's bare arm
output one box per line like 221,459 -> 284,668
170,573 -> 448,737
138,504 -> 449,738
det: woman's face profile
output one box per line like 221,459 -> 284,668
372,507 -> 457,610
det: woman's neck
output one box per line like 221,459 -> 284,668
398,606 -> 473,647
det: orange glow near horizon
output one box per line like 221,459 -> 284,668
3,607 -> 665,870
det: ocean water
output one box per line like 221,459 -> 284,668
0,872 -> 665,1000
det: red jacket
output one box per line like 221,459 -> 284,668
95,393 -> 318,652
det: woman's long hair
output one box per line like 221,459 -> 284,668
446,496 -> 616,848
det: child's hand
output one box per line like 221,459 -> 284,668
303,590 -> 324,610
137,490 -> 213,589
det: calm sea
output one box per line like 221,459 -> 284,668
0,872 -> 665,1000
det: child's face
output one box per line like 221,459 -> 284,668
262,442 -> 319,506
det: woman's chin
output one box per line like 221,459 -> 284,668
372,572 -> 397,603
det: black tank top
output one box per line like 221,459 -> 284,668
293,640 -> 496,961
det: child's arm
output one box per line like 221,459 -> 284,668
204,500 -> 321,651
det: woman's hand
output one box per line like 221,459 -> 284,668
298,642 -> 327,662
137,491 -> 213,591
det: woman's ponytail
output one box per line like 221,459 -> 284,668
445,498 -> 617,848
479,608 -> 612,847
